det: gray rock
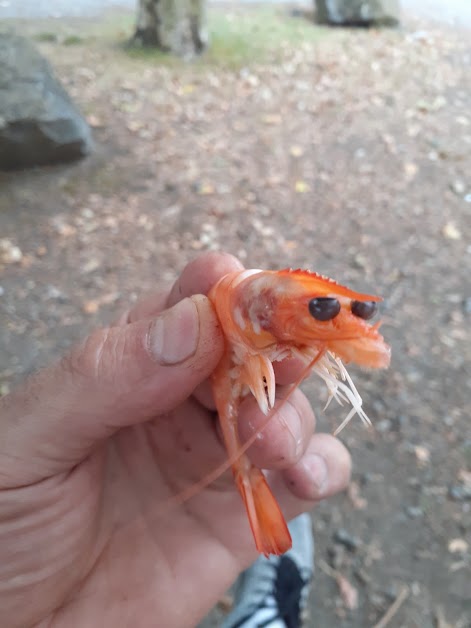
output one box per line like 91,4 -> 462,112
316,0 -> 400,27
0,32 -> 92,170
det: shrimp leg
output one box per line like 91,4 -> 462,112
212,353 -> 292,556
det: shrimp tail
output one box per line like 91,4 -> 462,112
236,466 -> 292,557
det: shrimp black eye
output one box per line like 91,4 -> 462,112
308,297 -> 341,321
351,300 -> 378,320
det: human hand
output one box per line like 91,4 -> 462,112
0,252 -> 351,628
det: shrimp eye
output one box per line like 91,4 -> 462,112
351,300 -> 378,320
308,297 -> 341,321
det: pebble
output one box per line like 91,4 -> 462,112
405,506 -> 424,518
376,419 -> 393,433
0,239 -> 23,264
449,180 -> 465,195
333,528 -> 361,551
449,485 -> 471,501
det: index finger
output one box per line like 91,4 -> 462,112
166,252 -> 244,306
120,252 -> 243,325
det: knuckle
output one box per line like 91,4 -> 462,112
64,327 -> 116,382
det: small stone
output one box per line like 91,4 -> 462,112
442,222 -> 461,240
463,298 -> 471,315
405,506 -> 424,519
449,180 -> 465,195
414,445 -> 431,466
333,528 -> 361,551
376,419 -> 392,433
0,239 -> 23,264
449,485 -> 471,501
448,539 -> 469,554
46,285 -> 66,302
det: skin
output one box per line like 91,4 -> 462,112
0,252 -> 351,628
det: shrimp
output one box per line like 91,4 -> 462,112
208,268 -> 391,557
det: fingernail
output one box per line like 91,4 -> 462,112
304,453 -> 328,495
149,298 -> 199,365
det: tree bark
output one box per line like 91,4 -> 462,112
133,0 -> 208,58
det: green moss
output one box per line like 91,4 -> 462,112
205,8 -> 327,69
62,34 -> 85,46
35,32 -> 59,43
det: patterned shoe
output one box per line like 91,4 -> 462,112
222,514 -> 314,628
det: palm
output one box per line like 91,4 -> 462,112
36,400 -> 252,628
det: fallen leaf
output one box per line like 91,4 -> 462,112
336,574 -> 358,610
414,445 -> 430,466
181,83 -> 196,95
82,300 -> 99,315
294,180 -> 310,193
404,162 -> 418,181
261,113 -> 282,125
196,182 -> 215,195
0,239 -> 23,264
87,114 -> 104,128
442,222 -> 461,240
290,145 -> 304,157
347,481 -> 367,510
127,120 -> 145,133
0,382 -> 10,396
457,469 -> 471,486
448,538 -> 469,554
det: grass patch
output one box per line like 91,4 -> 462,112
206,8 -> 327,68
16,7 -> 329,71
62,34 -> 85,46
34,32 -> 59,43
121,7 -> 328,70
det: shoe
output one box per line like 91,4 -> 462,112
221,514 -> 314,628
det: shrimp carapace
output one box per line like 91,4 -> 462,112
208,268 -> 391,556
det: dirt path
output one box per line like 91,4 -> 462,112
1,7 -> 470,627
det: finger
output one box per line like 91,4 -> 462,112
167,251 -> 244,306
117,290 -> 170,325
237,388 -> 316,470
115,250 -> 243,326
273,357 -> 310,386
270,433 -> 352,520
0,295 -> 223,488
192,380 -> 216,410
194,359 -> 311,412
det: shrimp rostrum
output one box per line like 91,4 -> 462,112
209,268 -> 391,557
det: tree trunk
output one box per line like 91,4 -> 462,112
133,0 -> 208,58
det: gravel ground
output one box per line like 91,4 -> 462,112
0,5 -> 470,627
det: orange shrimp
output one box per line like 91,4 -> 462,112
208,268 -> 391,557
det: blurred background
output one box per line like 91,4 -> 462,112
0,1 -> 469,626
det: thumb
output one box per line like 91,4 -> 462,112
0,295 -> 223,488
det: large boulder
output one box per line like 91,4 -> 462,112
0,33 -> 92,170
316,0 -> 400,27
